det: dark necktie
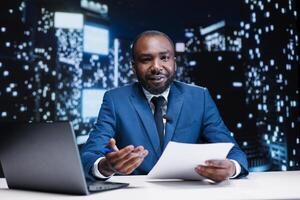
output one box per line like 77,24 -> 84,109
151,96 -> 165,149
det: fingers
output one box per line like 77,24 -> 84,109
104,143 -> 148,175
195,166 -> 229,182
113,148 -> 144,169
126,149 -> 148,172
205,159 -> 231,169
195,160 -> 235,182
112,150 -> 148,175
122,156 -> 145,174
133,145 -> 144,152
106,145 -> 135,163
130,146 -> 148,157
114,151 -> 147,174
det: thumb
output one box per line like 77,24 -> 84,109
108,138 -> 119,151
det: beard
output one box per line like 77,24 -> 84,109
137,71 -> 175,95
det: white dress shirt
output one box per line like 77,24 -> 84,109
92,87 -> 241,179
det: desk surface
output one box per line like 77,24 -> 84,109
0,171 -> 299,200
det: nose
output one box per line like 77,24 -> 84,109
150,58 -> 161,74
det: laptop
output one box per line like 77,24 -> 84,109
0,122 -> 129,195
0,161 -> 4,178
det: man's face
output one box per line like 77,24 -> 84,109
132,35 -> 176,95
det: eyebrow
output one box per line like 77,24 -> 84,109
158,51 -> 171,56
138,50 -> 172,57
138,53 -> 152,57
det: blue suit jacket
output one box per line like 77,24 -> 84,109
81,81 -> 249,180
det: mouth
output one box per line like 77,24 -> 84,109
148,75 -> 166,84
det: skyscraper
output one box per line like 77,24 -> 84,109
241,0 -> 299,170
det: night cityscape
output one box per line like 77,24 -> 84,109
0,0 -> 299,174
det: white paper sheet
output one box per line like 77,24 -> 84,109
148,141 -> 234,180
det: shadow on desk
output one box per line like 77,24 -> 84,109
0,187 -> 82,197
145,179 -> 230,188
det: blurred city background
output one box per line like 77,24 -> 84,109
0,0 -> 299,174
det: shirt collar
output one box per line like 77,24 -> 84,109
142,86 -> 170,104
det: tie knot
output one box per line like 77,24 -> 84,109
151,96 -> 165,108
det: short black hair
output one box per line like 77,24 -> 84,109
131,30 -> 175,61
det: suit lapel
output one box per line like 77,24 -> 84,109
130,84 -> 161,157
163,83 -> 184,150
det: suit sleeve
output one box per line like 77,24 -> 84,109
80,91 -> 117,181
201,88 -> 249,177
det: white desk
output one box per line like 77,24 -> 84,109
0,171 -> 299,200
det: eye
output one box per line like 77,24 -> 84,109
161,55 -> 170,62
139,57 -> 151,63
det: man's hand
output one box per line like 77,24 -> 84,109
98,138 -> 148,177
194,159 -> 236,183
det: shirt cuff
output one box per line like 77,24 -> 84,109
92,157 -> 115,179
229,159 -> 241,179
